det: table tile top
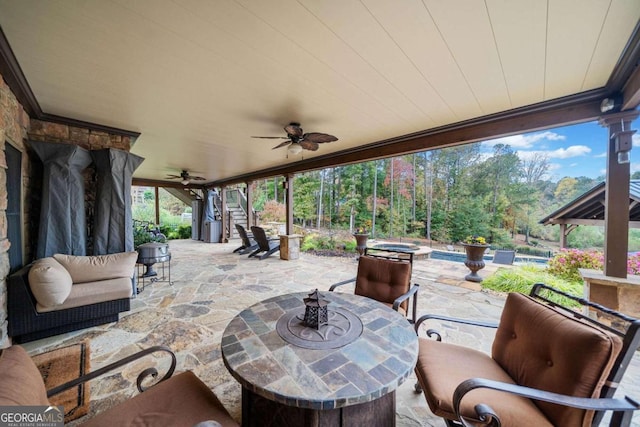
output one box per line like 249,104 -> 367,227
221,291 -> 418,409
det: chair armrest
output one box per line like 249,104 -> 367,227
415,314 -> 498,341
329,278 -> 356,291
392,283 -> 420,310
47,346 -> 176,398
392,284 -> 420,322
453,378 -> 640,427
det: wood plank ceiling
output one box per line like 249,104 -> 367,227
0,1 -> 639,186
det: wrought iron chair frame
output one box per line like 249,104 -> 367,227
47,345 -> 176,398
414,283 -> 640,427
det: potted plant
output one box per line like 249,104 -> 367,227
461,235 -> 489,282
352,226 -> 369,257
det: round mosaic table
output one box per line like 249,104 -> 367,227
221,291 -> 418,427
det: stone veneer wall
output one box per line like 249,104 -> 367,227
28,121 -> 133,256
0,71 -> 135,348
0,74 -> 30,348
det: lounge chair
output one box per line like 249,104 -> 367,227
248,226 -> 280,260
233,224 -> 258,255
493,249 -> 516,265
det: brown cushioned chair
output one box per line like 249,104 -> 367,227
0,345 -> 239,427
329,249 -> 419,323
414,284 -> 640,427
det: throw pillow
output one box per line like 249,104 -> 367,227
28,257 -> 73,308
53,252 -> 138,283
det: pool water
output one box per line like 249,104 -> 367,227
430,250 -> 548,264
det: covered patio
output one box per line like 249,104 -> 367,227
20,238 -> 639,426
1,2 -> 640,425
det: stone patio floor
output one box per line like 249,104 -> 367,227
22,239 -> 640,426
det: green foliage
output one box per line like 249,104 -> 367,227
177,225 -> 192,239
482,265 -> 582,307
301,233 -> 353,252
547,249 -> 603,283
489,228 -> 513,248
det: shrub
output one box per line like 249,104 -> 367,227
547,249 -> 603,283
177,224 -> 192,239
482,265 -> 582,307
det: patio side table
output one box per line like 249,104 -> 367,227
221,291 -> 418,426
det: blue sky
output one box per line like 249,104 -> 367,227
480,118 -> 640,182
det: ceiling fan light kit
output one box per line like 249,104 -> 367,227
252,122 -> 337,154
165,169 -> 206,185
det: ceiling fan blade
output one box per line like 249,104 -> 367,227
190,176 -> 206,181
284,124 -> 303,138
272,140 -> 292,149
251,136 -> 289,139
166,174 -> 182,179
300,140 -> 319,151
303,132 -> 337,143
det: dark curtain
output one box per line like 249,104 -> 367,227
30,141 -> 92,258
92,148 -> 144,254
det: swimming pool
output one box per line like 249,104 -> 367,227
430,250 -> 548,264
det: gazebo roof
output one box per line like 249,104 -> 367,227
540,180 -> 640,228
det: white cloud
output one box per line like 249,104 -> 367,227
594,152 -> 607,158
517,145 -> 591,161
633,133 -> 640,147
569,163 -> 578,167
482,131 -> 566,149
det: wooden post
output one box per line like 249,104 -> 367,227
599,111 -> 639,278
559,224 -> 567,249
220,186 -> 228,243
285,174 -> 294,235
154,186 -> 160,225
246,181 -> 253,227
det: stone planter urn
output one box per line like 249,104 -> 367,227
353,233 -> 369,258
462,243 -> 489,282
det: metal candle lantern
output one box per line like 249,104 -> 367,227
303,289 -> 328,329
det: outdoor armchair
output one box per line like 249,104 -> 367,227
0,345 -> 238,427
414,284 -> 640,427
329,249 -> 419,323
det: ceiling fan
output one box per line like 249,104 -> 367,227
252,122 -> 338,154
166,170 -> 206,185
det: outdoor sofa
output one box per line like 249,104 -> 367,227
7,252 -> 137,343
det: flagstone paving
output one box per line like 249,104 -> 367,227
21,239 -> 640,426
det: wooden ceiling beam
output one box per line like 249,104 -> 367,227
211,90 -> 605,187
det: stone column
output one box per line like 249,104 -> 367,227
91,148 -> 144,254
30,141 -> 92,258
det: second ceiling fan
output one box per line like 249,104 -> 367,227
252,122 -> 338,153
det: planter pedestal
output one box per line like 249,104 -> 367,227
353,234 -> 369,258
463,244 -> 489,282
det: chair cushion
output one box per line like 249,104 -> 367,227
492,292 -> 622,427
28,257 -> 73,308
82,371 -> 238,427
36,277 -> 133,313
0,346 -> 50,406
53,252 -> 138,283
415,339 -> 553,427
354,255 -> 411,311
